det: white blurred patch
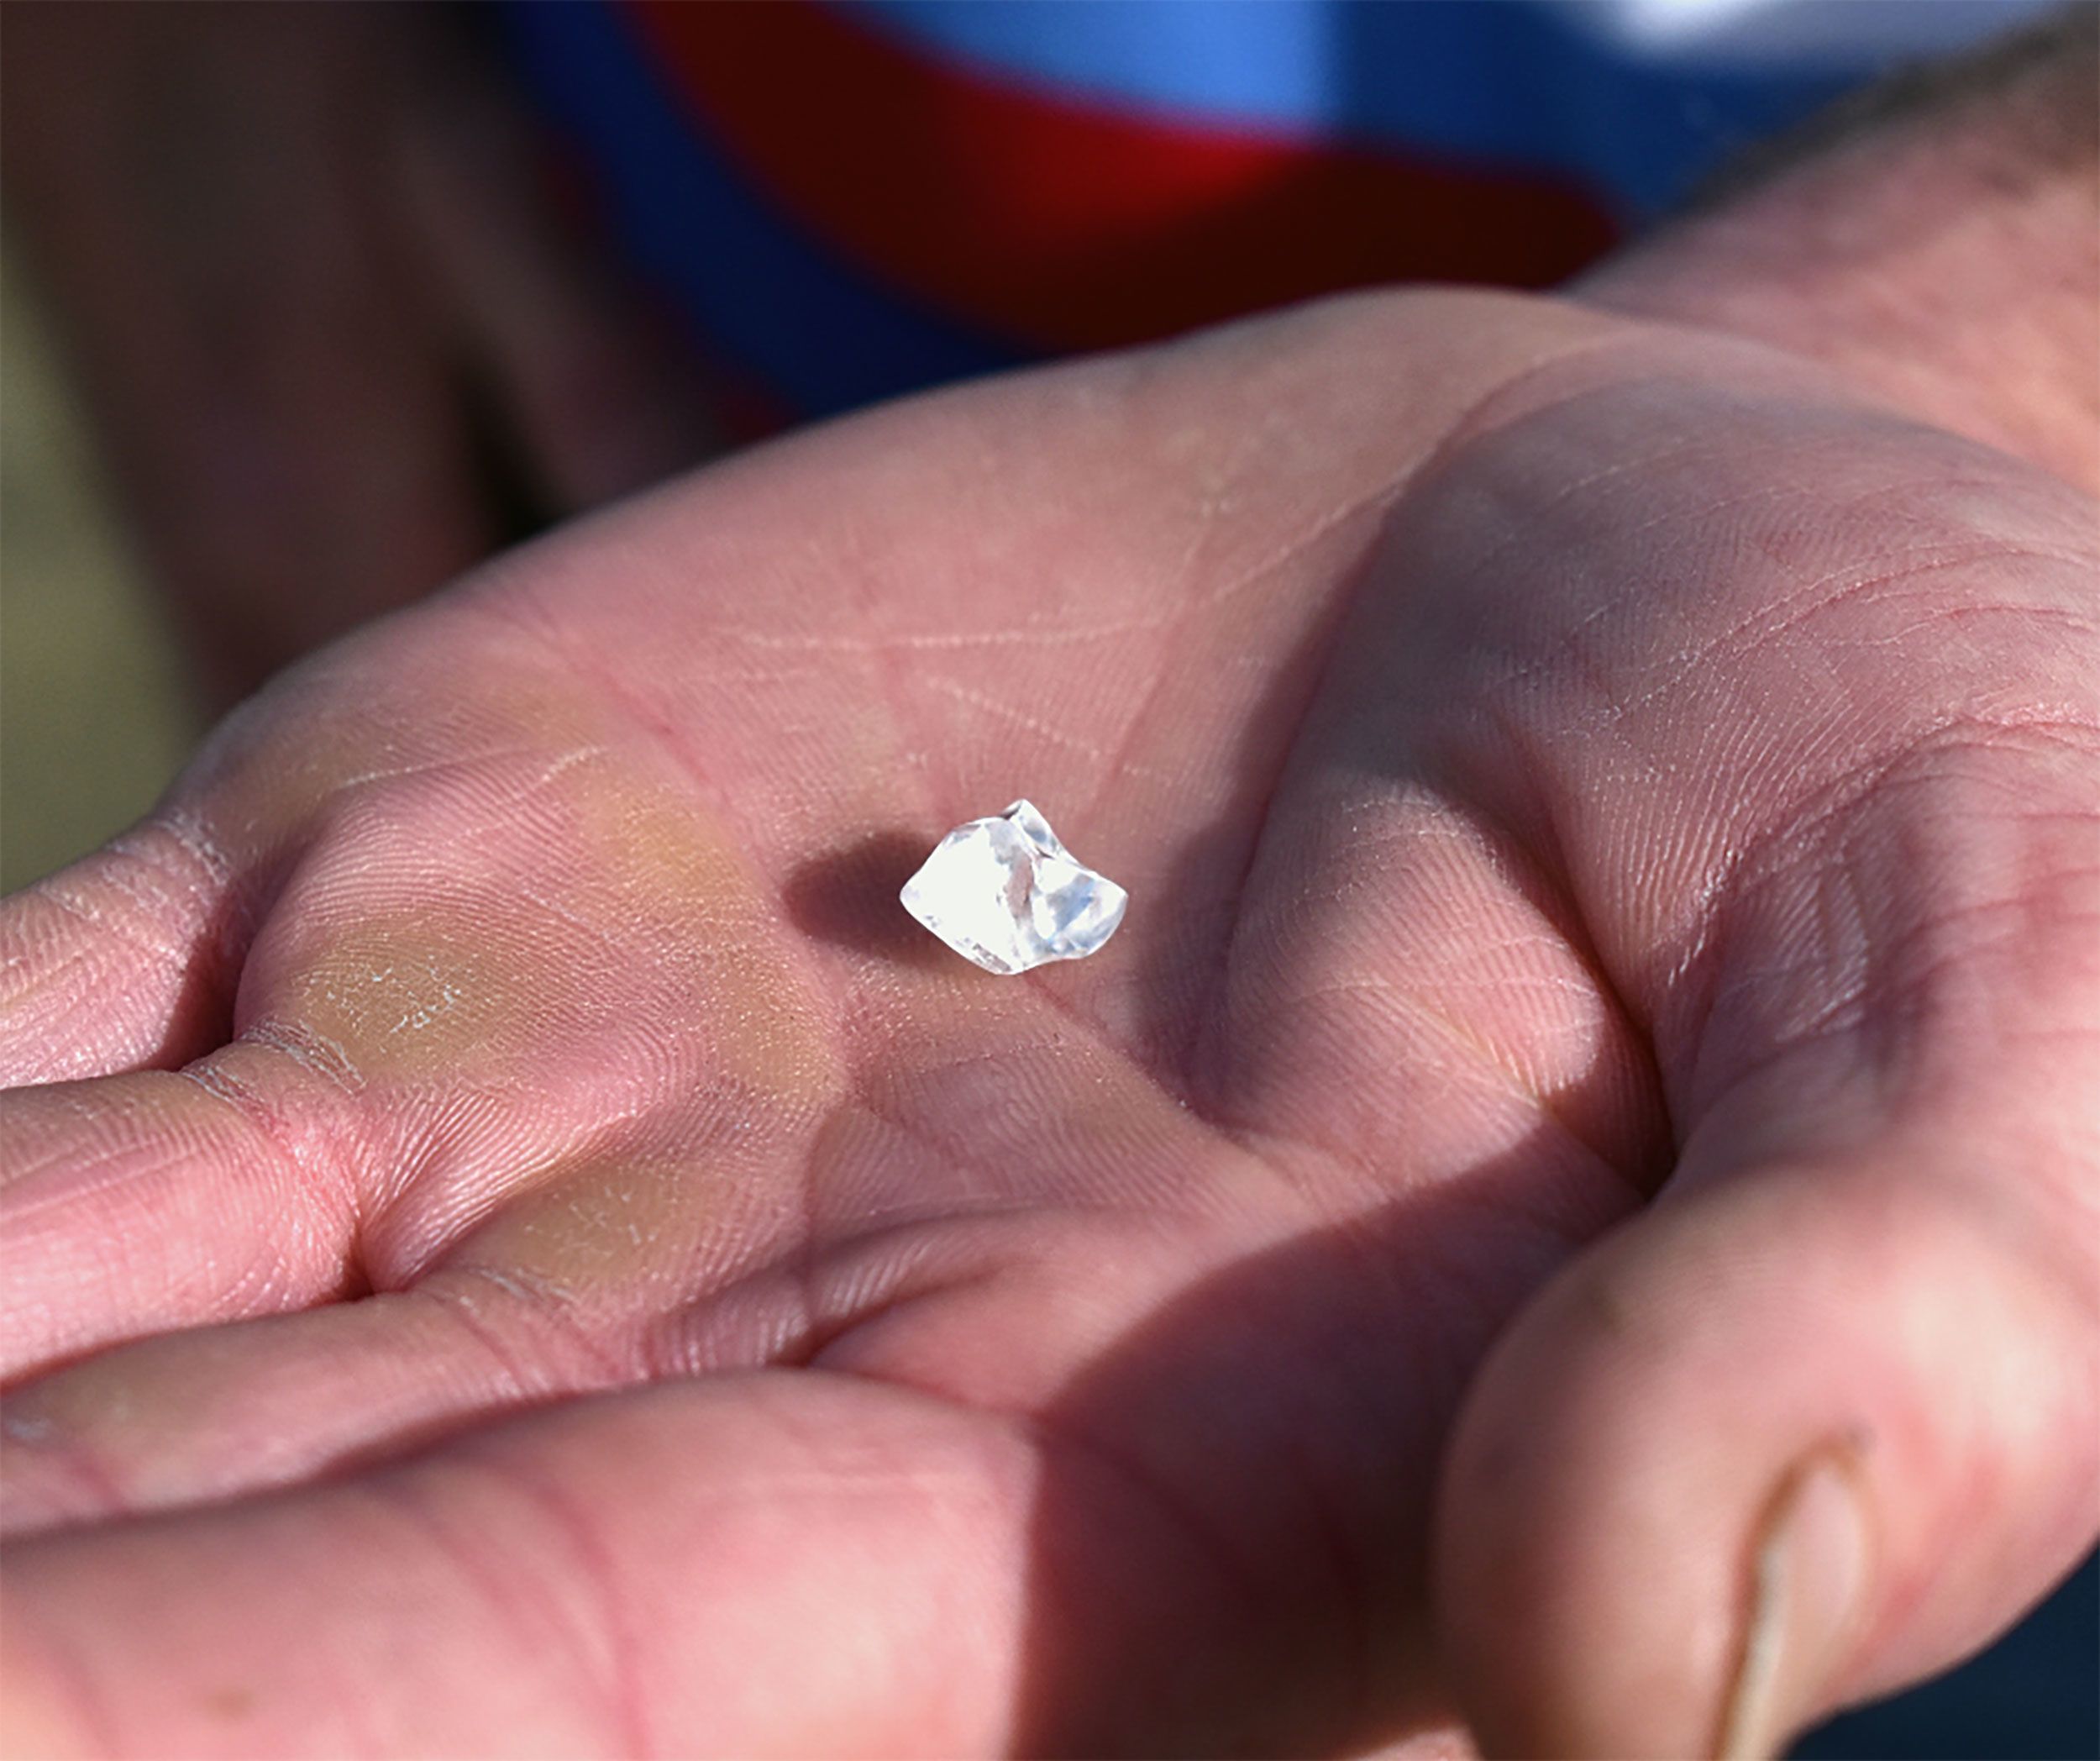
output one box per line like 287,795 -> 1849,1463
1540,0 -> 2064,71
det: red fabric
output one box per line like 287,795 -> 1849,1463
622,0 -> 1620,352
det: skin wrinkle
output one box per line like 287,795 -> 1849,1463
6,1306 -> 514,1542
722,1111 -> 1252,1394
1266,466 -> 1727,1149
1559,459 -> 1797,553
265,675 -> 843,1293
1718,771 -> 2098,1066
1,1404 -> 130,1531
1864,599 -> 2100,647
1403,683 -> 1684,1175
408,1275 -> 590,1406
1000,962 -> 1215,1142
1178,756 -> 1291,1105
858,1045 -> 1147,1210
725,617 -> 1171,654
93,818 -> 236,939
247,919 -> 507,1089
1603,542 -> 2093,728
24,885 -> 187,968
441,1063 -> 1033,1378
1189,460 -> 1414,617
1415,428 -> 1725,610
1462,397 -> 2093,728
1005,1399 -> 1278,1646
1829,476 -> 2100,556
444,1117 -> 791,1292
372,1102 -> 659,1290
763,1217 -> 1017,1375
922,674 -> 1118,769
34,1246 -> 764,1538
1866,894 -> 2098,1064
1145,392 -> 1269,603
313,739 -> 614,802
790,1104 -> 836,1385
1215,1087 -> 1593,1234
362,1465 -> 638,1756
1411,420 -> 2100,1128
831,514 -> 961,827
445,1449 -> 656,1759
0,878 -> 202,1033
475,590 -> 718,805
2,1109 -> 197,1218
1676,709 -> 2100,1119
176,1043 -> 387,1303
1227,785 -> 1667,1188
794,1146 -> 1185,1303
149,811 -> 239,890
1188,329 -> 1668,1118
1259,836 -> 1599,1001
238,1016 -> 365,1096
1267,974 -> 1631,1179
1455,465 -> 1826,721
505,873 -> 647,961
171,1058 -> 363,1261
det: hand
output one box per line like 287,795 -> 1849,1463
3,285 -> 2094,1758
0,1 -> 718,708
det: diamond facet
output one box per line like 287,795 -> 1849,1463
900,800 -> 1128,975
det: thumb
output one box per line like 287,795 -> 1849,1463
1435,1107 -> 2099,1758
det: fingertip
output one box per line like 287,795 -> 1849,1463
0,819 -> 242,1084
1715,1448 -> 1872,1761
1434,1164 -> 2097,1760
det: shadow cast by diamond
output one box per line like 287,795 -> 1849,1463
782,828 -> 952,966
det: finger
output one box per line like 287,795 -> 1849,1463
4,665 -> 848,1388
0,1273 -> 617,1537
1392,352 -> 2100,1753
0,817 -> 247,1085
386,16 -> 721,513
1438,706 -> 2100,1758
0,1371 -> 1046,1758
0,1059 -> 360,1383
0,950 -> 1302,1533
1440,1127 -> 2099,1760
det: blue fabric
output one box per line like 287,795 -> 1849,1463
853,0 -> 1860,216
1795,1552 -> 2099,1759
505,1 -> 1022,419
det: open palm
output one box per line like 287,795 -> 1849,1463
5,290 -> 2095,1758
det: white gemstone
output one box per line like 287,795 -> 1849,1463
900,799 -> 1128,975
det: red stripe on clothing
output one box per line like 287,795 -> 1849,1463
622,0 -> 1619,352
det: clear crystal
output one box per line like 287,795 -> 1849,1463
900,799 -> 1128,975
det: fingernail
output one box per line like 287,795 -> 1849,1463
1716,1450 -> 1871,1761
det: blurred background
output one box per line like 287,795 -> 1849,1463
1,2 -> 2094,1753
0,0 -> 2067,885
2,244 -> 193,894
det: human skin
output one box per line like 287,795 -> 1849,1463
3,25 -> 2097,1761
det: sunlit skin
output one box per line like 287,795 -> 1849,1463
2,281 -> 2095,1758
